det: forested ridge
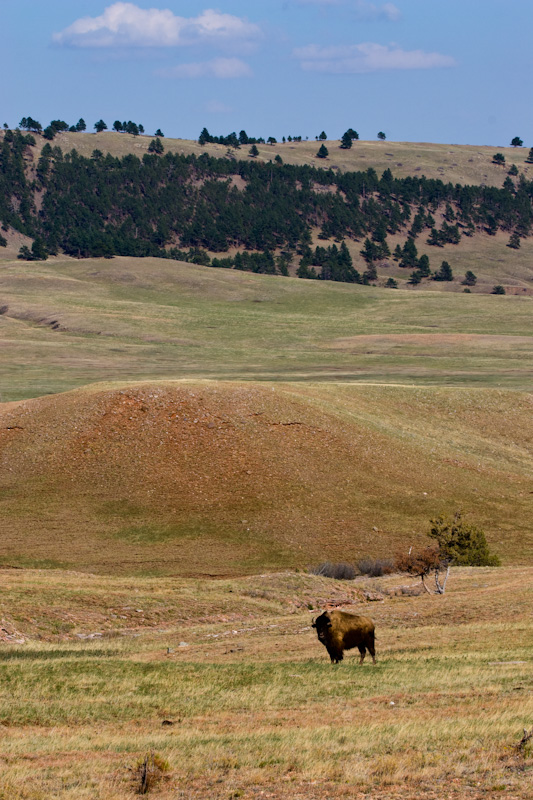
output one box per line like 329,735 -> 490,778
1,129 -> 532,282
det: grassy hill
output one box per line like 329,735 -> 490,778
1,380 -> 532,574
24,130 -> 533,188
2,131 -> 533,293
1,256 -> 532,402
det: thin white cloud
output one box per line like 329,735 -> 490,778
356,2 -> 401,21
157,58 -> 252,79
296,0 -> 401,19
53,3 -> 260,48
206,100 -> 233,113
294,42 -> 456,72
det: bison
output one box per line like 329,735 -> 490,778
312,609 -> 376,664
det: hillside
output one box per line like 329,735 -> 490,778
1,257 -> 533,401
1,380 -> 532,574
23,130 -> 533,188
1,129 -> 532,294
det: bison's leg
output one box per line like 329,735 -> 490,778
367,632 -> 377,665
326,646 -> 343,663
326,646 -> 337,663
357,644 -> 366,665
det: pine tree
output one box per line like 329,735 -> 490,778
417,254 -> 431,277
399,238 -> 418,268
316,144 -> 329,159
340,131 -> 353,149
94,120 -> 107,133
462,270 -> 477,286
249,144 -> 259,158
377,131 -> 386,140
148,138 -> 164,154
510,136 -> 523,147
507,232 -> 521,249
433,260 -> 453,281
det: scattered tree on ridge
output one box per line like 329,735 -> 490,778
316,143 -> 329,159
510,136 -> 523,147
155,129 -> 164,137
249,144 -> 259,158
19,117 -> 42,133
492,153 -> 505,165
340,131 -> 353,149
377,131 -> 386,140
318,131 -> 327,140
94,120 -> 107,133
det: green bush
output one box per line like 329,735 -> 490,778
428,512 -> 500,566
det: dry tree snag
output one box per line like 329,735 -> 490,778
133,751 -> 169,795
516,727 -> 533,753
395,546 -> 449,595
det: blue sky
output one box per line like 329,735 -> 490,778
1,0 -> 532,145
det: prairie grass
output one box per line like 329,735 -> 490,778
24,131 -> 533,189
0,256 -> 532,401
1,381 -> 532,572
0,567 -> 531,798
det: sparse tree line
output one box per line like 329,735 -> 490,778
11,117 -> 164,141
1,130 -> 531,288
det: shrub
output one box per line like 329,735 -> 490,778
395,546 -> 441,575
132,751 -> 169,794
462,270 -> 477,286
428,512 -> 500,566
357,557 -> 395,577
492,284 -> 506,295
309,562 -> 355,580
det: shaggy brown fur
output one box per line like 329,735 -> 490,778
312,609 -> 376,664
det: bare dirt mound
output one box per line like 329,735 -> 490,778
1,381 -> 531,574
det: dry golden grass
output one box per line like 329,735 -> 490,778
25,131 -> 533,189
0,566 -> 531,799
1,381 -> 532,575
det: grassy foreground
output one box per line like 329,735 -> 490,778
0,566 -> 531,799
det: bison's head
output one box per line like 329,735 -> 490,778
312,612 -> 332,640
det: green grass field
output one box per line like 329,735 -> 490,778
1,256 -> 532,401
